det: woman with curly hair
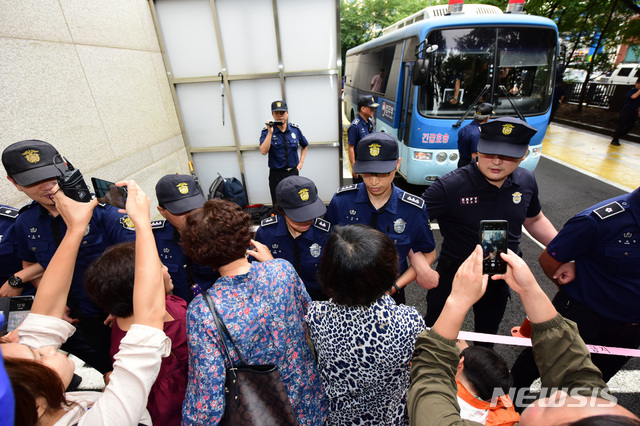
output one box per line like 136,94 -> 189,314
180,199 -> 327,425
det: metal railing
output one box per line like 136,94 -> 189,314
565,83 -> 622,109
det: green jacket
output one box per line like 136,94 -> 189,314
407,314 -> 608,425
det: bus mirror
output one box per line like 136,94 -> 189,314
412,59 -> 430,86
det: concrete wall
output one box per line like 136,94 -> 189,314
0,0 -> 188,215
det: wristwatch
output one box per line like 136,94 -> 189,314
8,275 -> 24,288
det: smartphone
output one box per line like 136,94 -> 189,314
92,177 -> 128,209
0,295 -> 34,334
479,220 -> 508,275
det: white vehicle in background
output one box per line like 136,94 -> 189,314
595,63 -> 640,85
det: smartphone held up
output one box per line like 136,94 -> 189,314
92,177 -> 128,209
479,220 -> 508,275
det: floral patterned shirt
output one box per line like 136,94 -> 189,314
182,259 -> 327,425
305,295 -> 425,425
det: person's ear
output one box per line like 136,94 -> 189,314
6,175 -> 22,192
35,396 -> 48,421
157,206 -> 168,219
396,158 -> 402,170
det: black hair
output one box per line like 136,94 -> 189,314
319,225 -> 398,306
84,242 -> 136,317
460,346 -> 512,401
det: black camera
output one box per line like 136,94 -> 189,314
54,155 -> 92,203
267,121 -> 284,127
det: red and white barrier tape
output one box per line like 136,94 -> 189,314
456,330 -> 640,358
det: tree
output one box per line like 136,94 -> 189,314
340,0 -> 432,70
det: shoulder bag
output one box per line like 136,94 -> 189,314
202,292 -> 299,426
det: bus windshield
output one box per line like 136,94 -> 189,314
417,26 -> 557,118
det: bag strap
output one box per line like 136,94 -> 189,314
202,291 -> 247,366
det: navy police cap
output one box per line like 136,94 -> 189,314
477,117 -> 537,158
155,174 -> 205,215
271,100 -> 288,112
353,132 -> 399,174
276,176 -> 326,223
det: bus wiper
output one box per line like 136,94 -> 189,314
453,84 -> 490,128
499,85 -> 526,121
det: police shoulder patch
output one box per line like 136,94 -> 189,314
151,219 -> 166,229
261,216 -> 278,227
120,215 -> 136,231
0,206 -> 19,219
337,184 -> 358,194
593,201 -> 625,220
313,218 -> 331,233
353,118 -> 360,125
261,126 -> 267,132
401,192 -> 425,209
290,123 -> 300,129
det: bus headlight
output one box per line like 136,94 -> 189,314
531,147 -> 541,156
436,152 -> 447,163
449,153 -> 458,162
414,151 -> 433,161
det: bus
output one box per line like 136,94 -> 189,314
343,2 -> 559,185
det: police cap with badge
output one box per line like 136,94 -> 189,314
353,132 -> 399,174
271,100 -> 288,112
2,139 -> 68,186
155,174 -> 206,215
478,117 -> 537,158
276,176 -> 326,222
357,95 -> 379,110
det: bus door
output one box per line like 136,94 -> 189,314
398,63 -> 414,145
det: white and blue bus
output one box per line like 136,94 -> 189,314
343,2 -> 559,185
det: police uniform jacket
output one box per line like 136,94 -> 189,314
15,202 -> 135,317
347,116 -> 374,148
423,161 -> 542,263
547,188 -> 640,323
254,215 -> 331,294
152,219 -> 218,303
325,183 -> 435,275
456,120 -> 481,162
259,123 -> 309,170
0,205 -> 22,285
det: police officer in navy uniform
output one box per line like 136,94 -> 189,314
325,132 -> 438,304
248,176 -> 330,300
260,100 -> 309,205
457,102 -> 492,168
2,139 -> 136,373
422,117 -> 557,345
348,95 -> 378,183
0,205 -> 38,298
512,187 -> 640,390
154,174 -> 219,302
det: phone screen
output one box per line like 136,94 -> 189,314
479,220 -> 508,275
0,296 -> 34,333
92,177 -> 128,209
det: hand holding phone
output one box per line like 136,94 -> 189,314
92,177 -> 128,209
479,220 -> 508,275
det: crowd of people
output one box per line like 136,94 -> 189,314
0,96 -> 639,425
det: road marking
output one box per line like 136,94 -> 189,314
541,153 -> 634,192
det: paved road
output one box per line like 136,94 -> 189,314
395,127 -> 639,414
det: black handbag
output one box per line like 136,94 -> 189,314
203,292 -> 299,426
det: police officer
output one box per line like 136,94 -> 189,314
248,176 -> 330,300
259,100 -> 309,205
457,102 -> 492,168
512,187 -> 640,389
154,174 -> 219,302
325,133 -> 438,304
2,139 -> 135,373
0,205 -> 40,298
422,117 -> 557,345
348,95 -> 378,183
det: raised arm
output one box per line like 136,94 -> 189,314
119,180 -> 165,330
30,186 -> 97,318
